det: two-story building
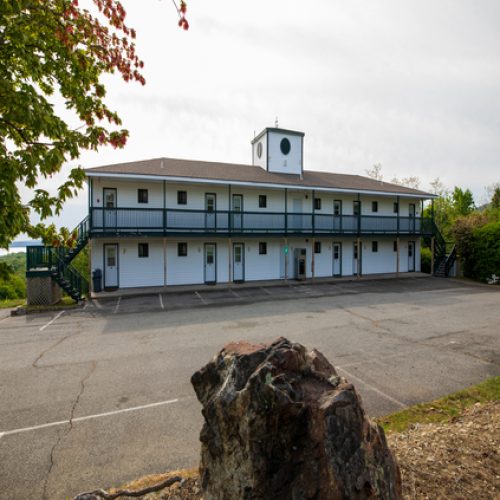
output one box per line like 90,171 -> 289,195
84,127 -> 436,291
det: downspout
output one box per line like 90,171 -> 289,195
284,188 -> 288,280
311,189 -> 315,279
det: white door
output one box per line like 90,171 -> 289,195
205,193 -> 216,230
204,244 -> 216,283
333,200 -> 342,232
353,241 -> 360,275
104,244 -> 118,288
333,242 -> 341,276
103,188 -> 117,229
232,194 -> 243,231
293,199 -> 303,231
233,243 -> 244,282
409,204 -> 416,233
408,241 -> 415,272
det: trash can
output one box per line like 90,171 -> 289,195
92,269 -> 102,293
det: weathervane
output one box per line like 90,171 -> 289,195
275,117 -> 279,128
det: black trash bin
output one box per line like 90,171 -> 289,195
92,269 -> 102,293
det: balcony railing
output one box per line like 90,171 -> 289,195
90,207 -> 432,237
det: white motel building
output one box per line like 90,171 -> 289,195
84,126 -> 437,291
26,126 -> 443,302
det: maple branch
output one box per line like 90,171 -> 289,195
73,475 -> 183,500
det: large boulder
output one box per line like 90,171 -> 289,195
191,337 -> 402,500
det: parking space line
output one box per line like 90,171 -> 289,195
159,293 -> 164,310
39,311 -> 65,332
113,296 -> 121,314
260,287 -> 273,296
92,299 -> 103,310
0,398 -> 182,440
229,289 -> 241,299
195,291 -> 208,304
337,366 -> 406,409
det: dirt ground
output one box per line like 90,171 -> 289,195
103,402 -> 499,500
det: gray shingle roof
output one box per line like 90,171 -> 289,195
86,157 -> 434,197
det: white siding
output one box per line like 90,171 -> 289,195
361,239 -> 398,274
91,239 -> 164,288
313,239 -> 333,278
252,133 -> 267,170
91,179 -> 163,208
166,239 -> 204,285
244,239 -> 281,281
267,132 -> 302,175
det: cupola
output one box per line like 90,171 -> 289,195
251,126 -> 304,176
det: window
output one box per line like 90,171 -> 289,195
372,241 -> 378,252
177,190 -> 187,205
178,242 -> 188,257
138,243 -> 149,258
138,189 -> 148,204
372,201 -> 378,212
314,241 -> 321,254
314,198 -> 321,210
259,195 -> 267,208
259,242 -> 267,255
280,138 -> 291,155
393,241 -> 398,252
393,202 -> 399,213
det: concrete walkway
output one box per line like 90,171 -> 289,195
91,272 -> 430,300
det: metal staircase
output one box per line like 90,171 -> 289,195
26,216 -> 90,301
423,220 -> 456,277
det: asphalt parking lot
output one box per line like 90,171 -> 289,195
0,277 -> 499,499
89,275 -> 473,315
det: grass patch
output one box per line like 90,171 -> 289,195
22,296 -> 80,312
377,376 -> 500,434
0,298 -> 25,309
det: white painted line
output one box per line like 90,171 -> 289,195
337,366 -> 406,409
159,293 -> 164,310
92,299 -> 103,310
229,288 -> 241,299
0,398 -> 181,439
39,311 -> 65,332
195,291 -> 207,304
83,302 -> 88,310
113,296 -> 121,314
260,287 -> 273,296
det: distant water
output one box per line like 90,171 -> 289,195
0,247 -> 27,256
0,240 -> 42,257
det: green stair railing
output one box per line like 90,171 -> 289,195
26,216 -> 90,301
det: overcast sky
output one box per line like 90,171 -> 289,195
27,0 -> 500,232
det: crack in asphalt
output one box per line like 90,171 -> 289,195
41,360 -> 97,500
32,335 -> 71,368
340,306 -> 500,367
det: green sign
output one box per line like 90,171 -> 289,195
284,246 -> 288,254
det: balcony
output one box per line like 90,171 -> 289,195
90,208 -> 434,237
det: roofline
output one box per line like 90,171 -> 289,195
86,171 -> 435,199
251,127 -> 305,144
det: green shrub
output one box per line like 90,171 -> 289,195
471,221 -> 500,281
420,247 -> 432,273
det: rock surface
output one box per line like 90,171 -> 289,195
191,337 -> 402,500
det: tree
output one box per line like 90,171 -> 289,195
451,187 -> 474,217
491,186 -> 500,211
390,176 -> 421,190
365,163 -> 383,181
0,0 -> 146,249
